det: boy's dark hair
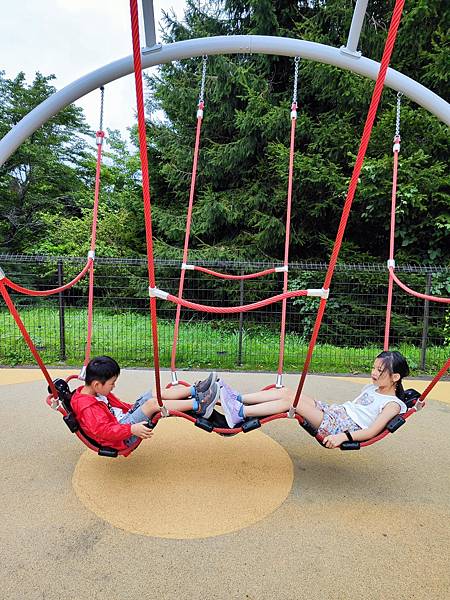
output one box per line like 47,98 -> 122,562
376,350 -> 410,400
85,356 -> 120,385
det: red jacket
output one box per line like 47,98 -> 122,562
71,387 -> 133,452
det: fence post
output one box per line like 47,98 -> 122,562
57,259 -> 66,361
420,273 -> 432,371
237,271 -> 244,366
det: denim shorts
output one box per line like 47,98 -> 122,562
119,390 -> 152,447
315,400 -> 361,436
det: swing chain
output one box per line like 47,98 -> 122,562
198,55 -> 208,105
99,86 -> 105,132
395,91 -> 402,138
292,56 -> 300,106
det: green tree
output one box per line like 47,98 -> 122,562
0,71 -> 91,253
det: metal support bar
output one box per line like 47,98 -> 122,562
141,0 -> 157,50
340,0 -> 369,58
1,35 -> 450,166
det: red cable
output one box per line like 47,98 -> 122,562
390,269 -> 450,303
0,282 -> 57,396
419,357 -> 450,402
278,103 -> 297,376
384,136 -> 400,349
193,266 -> 277,280
83,130 -> 105,370
3,260 -> 91,296
293,0 -> 406,407
164,288 -> 308,314
129,0 -> 163,405
171,103 -> 205,372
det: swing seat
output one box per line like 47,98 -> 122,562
48,378 -> 143,458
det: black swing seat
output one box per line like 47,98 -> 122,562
50,378 -> 120,458
187,409 -> 261,434
299,388 -> 422,450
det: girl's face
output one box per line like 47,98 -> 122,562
371,358 -> 399,390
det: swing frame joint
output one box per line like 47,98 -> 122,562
275,265 -> 288,273
87,250 -> 95,261
287,406 -> 296,419
307,288 -> 329,299
149,287 -> 169,300
387,259 -> 396,269
181,263 -> 195,271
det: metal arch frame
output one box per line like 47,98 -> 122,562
1,34 -> 449,166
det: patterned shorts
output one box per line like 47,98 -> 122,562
315,400 -> 361,436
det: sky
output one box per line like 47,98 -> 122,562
0,0 -> 187,138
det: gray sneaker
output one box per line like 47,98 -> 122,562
196,382 -> 220,419
194,371 -> 217,395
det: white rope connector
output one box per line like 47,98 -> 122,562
148,287 -> 169,300
160,405 -> 170,418
393,141 -> 401,153
181,263 -> 195,270
291,108 -> 297,120
287,406 -> 296,419
96,134 -> 104,146
307,288 -> 330,299
387,259 -> 396,269
171,371 -> 179,386
0,267 -> 5,280
78,366 -> 86,381
197,108 -> 204,119
275,265 -> 288,273
414,399 -> 425,412
87,250 -> 95,260
275,374 -> 283,388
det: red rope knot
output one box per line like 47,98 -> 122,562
96,130 -> 105,146
197,100 -> 205,119
392,134 -> 401,153
290,102 -> 298,120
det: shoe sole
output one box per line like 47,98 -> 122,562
203,384 -> 220,419
220,386 -> 241,428
196,371 -> 217,394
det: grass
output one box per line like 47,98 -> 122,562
0,307 -> 447,375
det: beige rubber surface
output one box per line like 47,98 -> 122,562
0,369 -> 449,600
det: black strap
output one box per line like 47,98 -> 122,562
344,430 -> 354,442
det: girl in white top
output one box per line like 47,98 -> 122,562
219,350 -> 410,449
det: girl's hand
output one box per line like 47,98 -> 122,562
323,432 -> 347,449
130,421 -> 154,440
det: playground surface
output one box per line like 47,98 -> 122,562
0,368 -> 449,600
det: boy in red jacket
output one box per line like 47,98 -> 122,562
71,356 -> 219,452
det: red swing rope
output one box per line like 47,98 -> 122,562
82,87 -> 106,375
170,56 -> 207,377
277,57 -> 300,382
293,0 -> 406,409
384,93 -> 449,354
169,57 -> 301,381
129,0 -> 163,407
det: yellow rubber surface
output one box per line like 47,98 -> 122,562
73,417 -> 294,539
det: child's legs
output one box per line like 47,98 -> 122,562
140,396 -> 195,418
242,386 -> 293,405
243,389 -> 324,428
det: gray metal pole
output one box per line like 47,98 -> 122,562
57,259 -> 66,361
341,0 -> 369,57
420,273 -> 432,371
1,35 -> 450,166
141,0 -> 160,51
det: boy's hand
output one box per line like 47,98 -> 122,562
130,422 -> 154,440
322,432 -> 347,449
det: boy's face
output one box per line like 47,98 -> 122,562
92,375 -> 118,396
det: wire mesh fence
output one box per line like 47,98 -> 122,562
0,254 -> 448,374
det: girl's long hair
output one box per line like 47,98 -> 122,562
377,350 -> 410,399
